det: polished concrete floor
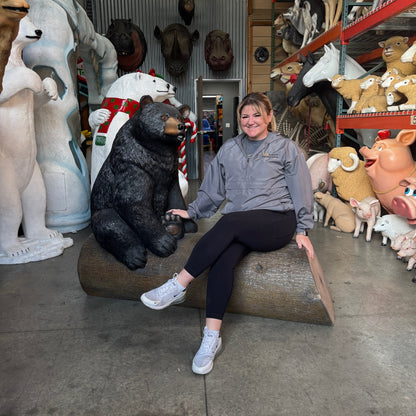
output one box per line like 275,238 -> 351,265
1,183 -> 416,415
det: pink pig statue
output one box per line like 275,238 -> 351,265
359,129 -> 416,214
392,177 -> 416,224
350,196 -> 381,242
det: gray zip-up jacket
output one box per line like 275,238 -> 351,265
187,132 -> 314,233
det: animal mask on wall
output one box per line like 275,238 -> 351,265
106,18 -> 147,72
204,30 -> 234,71
178,0 -> 194,26
154,23 -> 199,77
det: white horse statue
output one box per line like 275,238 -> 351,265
22,0 -> 118,232
0,16 -> 73,264
302,43 -> 367,87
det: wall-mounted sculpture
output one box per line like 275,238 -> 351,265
178,0 -> 195,26
106,18 -> 147,72
204,30 -> 234,71
154,23 -> 199,77
0,0 -> 29,93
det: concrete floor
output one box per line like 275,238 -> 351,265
1,183 -> 416,415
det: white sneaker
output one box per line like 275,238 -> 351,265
140,273 -> 186,310
192,327 -> 223,375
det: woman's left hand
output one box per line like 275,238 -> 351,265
295,235 -> 315,259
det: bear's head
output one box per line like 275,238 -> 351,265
132,95 -> 188,146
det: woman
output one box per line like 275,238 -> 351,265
141,92 -> 315,375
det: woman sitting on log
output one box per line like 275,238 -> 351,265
140,92 -> 315,375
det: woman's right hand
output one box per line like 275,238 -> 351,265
168,209 -> 190,219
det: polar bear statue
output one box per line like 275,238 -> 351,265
0,16 -> 73,264
89,71 -> 197,195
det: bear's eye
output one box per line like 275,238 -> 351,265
161,114 -> 169,121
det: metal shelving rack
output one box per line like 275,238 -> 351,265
273,0 -> 416,145
336,0 -> 416,140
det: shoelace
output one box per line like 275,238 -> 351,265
157,275 -> 179,295
199,333 -> 218,357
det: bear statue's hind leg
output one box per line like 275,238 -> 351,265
91,208 -> 147,270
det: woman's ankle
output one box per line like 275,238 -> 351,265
177,269 -> 194,288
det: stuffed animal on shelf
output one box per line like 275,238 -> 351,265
328,146 -> 375,204
314,191 -> 355,233
379,36 -> 416,76
350,196 -> 381,242
360,129 -> 416,214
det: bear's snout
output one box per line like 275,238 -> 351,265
164,117 -> 185,140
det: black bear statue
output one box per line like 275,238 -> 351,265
91,95 -> 198,270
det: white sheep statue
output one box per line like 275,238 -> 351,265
328,146 -> 375,204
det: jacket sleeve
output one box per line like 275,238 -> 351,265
187,152 -> 226,220
283,141 -> 314,233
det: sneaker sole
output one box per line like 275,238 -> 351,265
192,338 -> 223,375
140,290 -> 186,310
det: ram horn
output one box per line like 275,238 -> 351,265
341,153 -> 359,172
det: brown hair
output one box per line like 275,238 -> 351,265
237,92 -> 277,132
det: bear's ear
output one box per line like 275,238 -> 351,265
178,104 -> 190,119
140,95 -> 154,109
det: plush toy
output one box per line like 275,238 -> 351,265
0,0 -> 29,94
350,196 -> 381,242
91,96 -> 198,270
314,191 -> 355,233
379,36 -> 416,76
328,146 -> 375,204
360,129 -> 416,214
0,16 -> 72,264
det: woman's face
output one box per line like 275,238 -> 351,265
240,104 -> 273,141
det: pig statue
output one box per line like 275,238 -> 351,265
314,191 -> 355,233
392,177 -> 416,225
359,129 -> 416,214
373,214 -> 416,247
396,237 -> 416,271
350,196 -> 381,242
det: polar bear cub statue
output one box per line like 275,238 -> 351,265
0,16 -> 73,264
89,72 -> 178,187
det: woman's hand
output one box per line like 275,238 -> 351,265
167,209 -> 190,219
295,234 -> 315,259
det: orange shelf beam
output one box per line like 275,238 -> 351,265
273,22 -> 341,68
337,111 -> 416,133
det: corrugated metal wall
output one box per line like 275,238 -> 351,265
90,0 -> 248,108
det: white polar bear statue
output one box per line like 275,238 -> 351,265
89,71 -> 197,195
22,0 -> 118,232
0,16 -> 73,264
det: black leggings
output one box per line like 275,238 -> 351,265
184,209 -> 297,320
